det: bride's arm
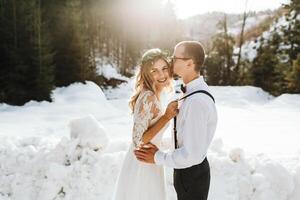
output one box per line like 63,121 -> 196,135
132,91 -> 177,148
141,101 -> 177,145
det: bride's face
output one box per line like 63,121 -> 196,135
150,59 -> 171,90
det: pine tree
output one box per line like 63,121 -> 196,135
205,15 -> 235,85
0,0 -> 55,105
0,0 -> 34,105
30,0 -> 55,101
282,0 -> 300,65
45,0 -> 92,87
205,51 -> 224,85
250,33 -> 283,94
235,0 -> 249,83
287,54 -> 300,93
281,0 -> 300,93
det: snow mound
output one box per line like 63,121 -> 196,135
0,118 -> 121,200
1,135 -> 300,200
52,81 -> 107,104
266,94 -> 300,110
252,157 -> 294,200
0,81 -> 122,138
208,141 -> 299,200
69,115 -> 109,151
210,86 -> 274,106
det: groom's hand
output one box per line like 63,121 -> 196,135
134,143 -> 158,164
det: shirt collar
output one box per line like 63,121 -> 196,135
185,76 -> 206,93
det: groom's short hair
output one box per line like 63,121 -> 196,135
175,41 -> 205,73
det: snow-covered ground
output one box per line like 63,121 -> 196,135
0,77 -> 300,200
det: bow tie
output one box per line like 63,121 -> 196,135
180,84 -> 186,93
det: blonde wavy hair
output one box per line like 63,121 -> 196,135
129,48 -> 173,113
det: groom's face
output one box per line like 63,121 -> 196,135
172,45 -> 188,77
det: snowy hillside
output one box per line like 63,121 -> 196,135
0,79 -> 300,200
228,14 -> 270,35
239,14 -> 290,61
181,11 -> 273,44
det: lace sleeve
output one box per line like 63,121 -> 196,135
132,91 -> 160,148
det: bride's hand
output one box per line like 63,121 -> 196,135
163,100 -> 178,120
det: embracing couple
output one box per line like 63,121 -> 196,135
113,41 -> 218,200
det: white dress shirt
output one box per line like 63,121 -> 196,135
154,76 -> 218,169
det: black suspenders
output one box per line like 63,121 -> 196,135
174,90 -> 215,149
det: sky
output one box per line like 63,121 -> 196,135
173,0 -> 288,19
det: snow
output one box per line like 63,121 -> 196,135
96,58 -> 129,82
239,39 -> 259,61
240,14 -> 292,62
0,81 -> 123,138
0,79 -> 300,200
69,115 -> 109,151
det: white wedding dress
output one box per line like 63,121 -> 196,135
112,89 -> 169,200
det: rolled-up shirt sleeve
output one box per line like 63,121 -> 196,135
154,98 -> 211,169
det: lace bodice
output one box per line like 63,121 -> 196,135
132,90 -> 163,148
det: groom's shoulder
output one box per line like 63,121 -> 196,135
186,90 -> 215,106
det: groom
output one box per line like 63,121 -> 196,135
134,41 -> 218,200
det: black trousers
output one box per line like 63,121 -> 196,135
173,157 -> 210,200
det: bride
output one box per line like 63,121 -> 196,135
112,48 -> 178,200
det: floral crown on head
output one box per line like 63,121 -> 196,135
140,49 -> 171,66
